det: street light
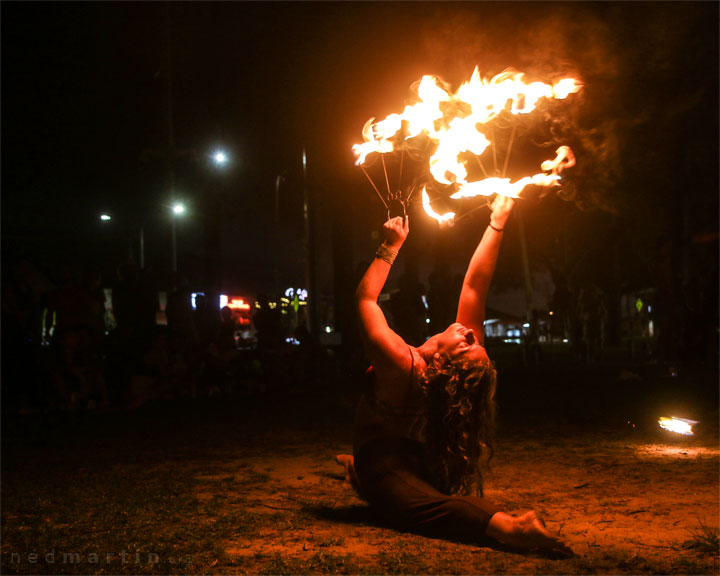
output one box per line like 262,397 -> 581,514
204,149 -> 230,304
172,202 -> 186,215
212,151 -> 228,166
99,212 -> 144,268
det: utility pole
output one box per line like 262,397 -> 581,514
273,174 -> 283,296
302,149 -> 319,337
516,203 -> 535,365
164,1 -> 178,273
515,203 -> 534,320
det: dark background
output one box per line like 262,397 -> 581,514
1,7 -> 718,571
2,1 -> 718,357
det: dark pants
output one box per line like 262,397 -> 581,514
354,438 -> 501,543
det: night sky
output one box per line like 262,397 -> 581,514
2,2 -> 718,307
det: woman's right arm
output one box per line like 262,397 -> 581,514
356,216 -> 411,372
456,195 -> 515,343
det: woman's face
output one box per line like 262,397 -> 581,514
436,323 -> 489,364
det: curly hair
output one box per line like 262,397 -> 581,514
418,356 -> 497,496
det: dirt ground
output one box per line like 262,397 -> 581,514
198,427 -> 719,575
2,356 -> 719,575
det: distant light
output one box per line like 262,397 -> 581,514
100,214 -> 112,221
213,151 -> 228,166
228,298 -> 250,311
191,292 -> 205,310
325,326 -> 332,334
284,287 -> 308,301
219,294 -> 251,311
523,323 -> 530,328
563,338 -> 569,343
549,311 -> 554,316
425,318 -> 431,324
172,203 -> 186,215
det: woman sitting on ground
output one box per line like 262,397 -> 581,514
337,196 -> 572,555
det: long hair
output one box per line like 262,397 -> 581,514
418,356 -> 497,496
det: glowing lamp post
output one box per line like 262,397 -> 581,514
205,148 -> 230,301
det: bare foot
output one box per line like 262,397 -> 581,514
487,511 -> 574,557
334,454 -> 357,487
516,511 -> 574,557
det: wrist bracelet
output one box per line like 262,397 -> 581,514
489,223 -> 504,233
375,243 -> 399,265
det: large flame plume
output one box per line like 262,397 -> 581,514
353,67 -> 582,223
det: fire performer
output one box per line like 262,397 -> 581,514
337,195 -> 573,556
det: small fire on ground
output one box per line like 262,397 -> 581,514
658,416 -> 697,436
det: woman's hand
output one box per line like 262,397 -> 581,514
383,216 -> 409,250
490,194 -> 515,229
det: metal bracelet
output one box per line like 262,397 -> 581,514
375,243 -> 398,265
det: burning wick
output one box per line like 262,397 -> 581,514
658,416 -> 698,436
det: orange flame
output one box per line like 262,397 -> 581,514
354,67 -> 582,222
421,187 -> 455,224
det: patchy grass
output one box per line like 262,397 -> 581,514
684,517 -> 720,555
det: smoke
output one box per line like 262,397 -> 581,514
410,3 -> 717,215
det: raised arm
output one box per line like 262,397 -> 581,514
456,195 -> 515,343
355,216 -> 411,372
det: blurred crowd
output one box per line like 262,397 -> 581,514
1,256 -> 327,414
5,249 -> 700,414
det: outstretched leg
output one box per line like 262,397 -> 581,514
486,511 -> 574,557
